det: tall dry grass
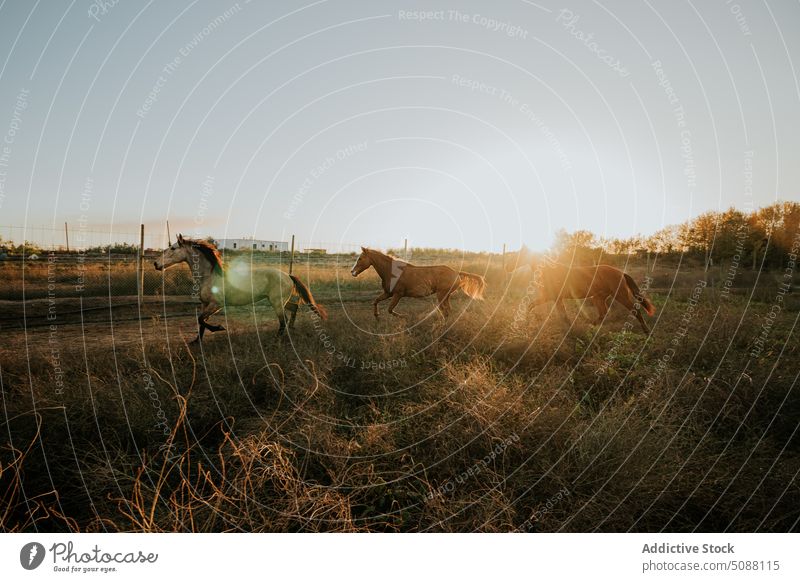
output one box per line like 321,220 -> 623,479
1,260 -> 798,532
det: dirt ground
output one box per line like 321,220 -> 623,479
0,291 -> 455,355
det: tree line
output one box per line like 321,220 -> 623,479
553,201 -> 799,269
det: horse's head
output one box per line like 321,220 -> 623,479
505,244 -> 535,273
351,247 -> 372,277
154,233 -> 191,271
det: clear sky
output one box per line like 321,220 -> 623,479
0,0 -> 798,251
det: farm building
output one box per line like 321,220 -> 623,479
215,238 -> 289,252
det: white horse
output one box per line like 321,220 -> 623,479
154,234 -> 327,342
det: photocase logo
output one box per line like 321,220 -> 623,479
20,542 -> 46,570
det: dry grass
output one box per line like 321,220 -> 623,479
1,259 -> 799,532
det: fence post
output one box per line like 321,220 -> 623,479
289,234 -> 295,274
166,220 -> 171,246
138,224 -> 145,306
64,222 -> 69,252
403,238 -> 408,259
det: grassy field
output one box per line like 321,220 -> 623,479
1,256 -> 798,532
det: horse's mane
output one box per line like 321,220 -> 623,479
365,247 -> 407,264
185,238 -> 224,274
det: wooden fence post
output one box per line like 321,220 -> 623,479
289,234 -> 295,274
138,224 -> 145,306
64,222 -> 69,252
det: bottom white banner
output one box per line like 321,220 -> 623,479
1,533 -> 796,581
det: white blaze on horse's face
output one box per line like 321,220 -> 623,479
154,241 -> 187,271
351,251 -> 370,277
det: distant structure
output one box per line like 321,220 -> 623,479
302,248 -> 327,255
216,237 -> 289,252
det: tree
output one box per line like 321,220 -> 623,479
553,229 -> 600,264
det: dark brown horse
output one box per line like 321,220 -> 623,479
507,246 -> 656,332
350,247 -> 486,318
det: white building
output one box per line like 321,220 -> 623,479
216,238 -> 289,252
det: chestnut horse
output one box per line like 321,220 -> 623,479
506,246 -> 656,332
350,247 -> 486,318
154,235 -> 327,342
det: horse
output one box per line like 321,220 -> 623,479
350,247 -> 486,318
154,234 -> 327,342
506,245 -> 656,333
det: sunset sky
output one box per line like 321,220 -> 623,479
0,0 -> 798,251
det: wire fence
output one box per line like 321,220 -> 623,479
0,223 -> 500,302
0,224 -> 168,252
0,223 -> 790,311
0,224 -> 415,254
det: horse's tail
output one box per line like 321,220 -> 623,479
458,271 -> 487,300
289,275 -> 328,320
623,273 -> 656,316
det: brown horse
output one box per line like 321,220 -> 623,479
506,246 -> 656,332
350,247 -> 486,318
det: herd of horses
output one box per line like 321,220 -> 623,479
153,235 -> 656,343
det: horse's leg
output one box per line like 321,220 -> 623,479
591,295 -> 608,325
272,295 -> 289,337
192,315 -> 205,344
613,292 -> 650,333
277,310 -> 287,336
263,288 -> 290,337
433,289 -> 451,319
285,301 -> 299,328
527,296 -> 550,313
387,294 -> 404,318
442,298 -> 452,318
203,302 -> 224,331
373,291 -> 390,318
192,302 -> 222,343
442,290 -> 455,318
635,309 -> 650,333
